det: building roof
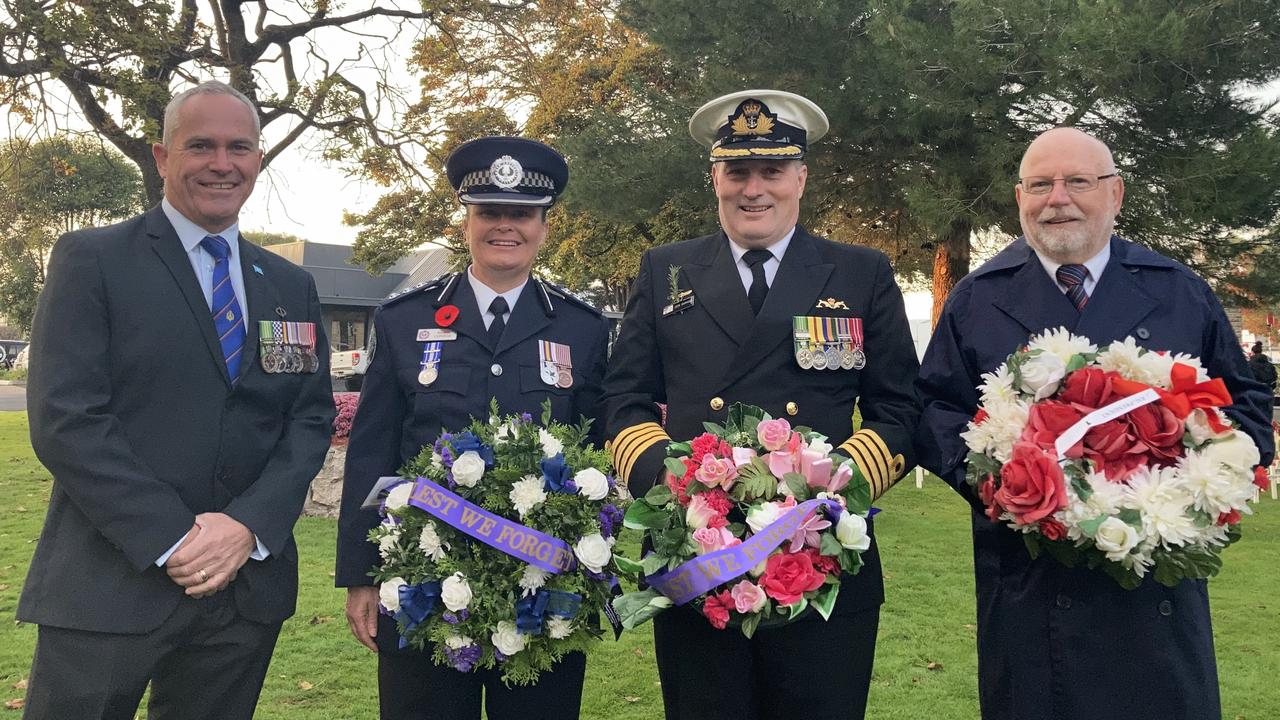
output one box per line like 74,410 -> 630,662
263,241 -> 455,307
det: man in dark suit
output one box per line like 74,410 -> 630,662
915,127 -> 1275,720
336,137 -> 610,720
602,90 -> 920,720
20,80 -> 335,719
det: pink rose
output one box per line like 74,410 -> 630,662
825,463 -> 852,494
765,450 -> 796,480
685,494 -> 719,530
695,454 -> 738,490
731,446 -> 758,467
692,527 -> 738,554
994,442 -> 1068,525
760,551 -> 826,606
702,590 -> 733,630
799,449 -> 834,490
1020,401 -> 1084,456
757,418 -> 793,451
730,580 -> 767,614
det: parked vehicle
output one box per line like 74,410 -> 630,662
330,345 -> 369,391
0,340 -> 29,371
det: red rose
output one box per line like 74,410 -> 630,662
994,442 -> 1068,525
1255,466 -> 1271,491
1039,517 -> 1067,540
701,590 -> 733,629
1020,401 -> 1085,456
761,552 -> 827,606
979,476 -> 1003,521
1126,403 -> 1184,464
1059,368 -> 1119,410
1217,509 -> 1241,526
802,547 -> 841,576
1081,420 -> 1144,481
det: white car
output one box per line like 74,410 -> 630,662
331,347 -> 369,391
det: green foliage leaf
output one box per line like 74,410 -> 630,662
740,612 -> 763,639
644,484 -> 673,506
664,457 -> 688,479
623,499 -> 669,530
812,583 -> 840,621
614,589 -> 673,629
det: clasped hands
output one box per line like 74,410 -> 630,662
164,512 -> 255,598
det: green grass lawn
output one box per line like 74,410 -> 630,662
1,411 -> 1277,718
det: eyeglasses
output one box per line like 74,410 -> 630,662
1019,173 -> 1118,195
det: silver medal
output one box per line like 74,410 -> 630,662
852,348 -> 867,370
823,347 -> 841,370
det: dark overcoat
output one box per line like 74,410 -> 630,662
22,205 -> 336,633
916,236 -> 1275,720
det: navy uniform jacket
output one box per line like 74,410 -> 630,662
916,236 -> 1275,720
22,206 -> 335,633
336,272 -> 610,587
603,227 -> 921,616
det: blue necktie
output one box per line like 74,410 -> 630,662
1056,264 -> 1089,311
200,235 -> 246,381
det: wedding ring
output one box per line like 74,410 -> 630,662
199,568 -> 209,582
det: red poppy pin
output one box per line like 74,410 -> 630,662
435,305 -> 459,327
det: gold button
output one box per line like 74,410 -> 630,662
709,397 -> 724,411
786,402 -> 798,416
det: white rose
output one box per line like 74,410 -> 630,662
547,617 -> 574,639
418,522 -> 447,562
509,475 -> 548,518
835,512 -> 871,551
451,451 -> 486,487
440,572 -> 473,612
491,620 -> 527,656
574,467 -> 610,501
539,428 -> 564,458
1201,430 -> 1261,473
379,577 -> 407,613
746,501 -> 786,534
384,482 -> 413,511
1093,517 -> 1140,561
1018,352 -> 1067,401
573,533 -> 613,573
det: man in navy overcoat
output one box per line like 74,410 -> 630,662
916,127 -> 1274,720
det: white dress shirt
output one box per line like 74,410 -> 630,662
727,227 -> 796,293
468,266 -> 528,328
1034,242 -> 1111,297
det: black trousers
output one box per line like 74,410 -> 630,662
653,604 -> 880,720
376,613 -> 586,720
23,592 -> 282,720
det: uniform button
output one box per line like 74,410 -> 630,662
709,397 -> 724,411
1158,600 -> 1173,616
1136,327 -> 1150,340
785,402 -> 798,416
1055,594 -> 1071,610
490,363 -> 503,376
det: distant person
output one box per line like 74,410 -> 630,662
21,80 -> 335,719
1248,341 -> 1277,406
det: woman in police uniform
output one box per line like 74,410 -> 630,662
336,137 -> 610,720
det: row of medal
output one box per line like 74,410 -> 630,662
417,338 -> 574,389
258,321 -> 319,373
792,316 -> 866,370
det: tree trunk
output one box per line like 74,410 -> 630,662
930,219 -> 972,327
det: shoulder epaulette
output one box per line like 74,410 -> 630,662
536,278 -> 604,317
381,272 -> 455,307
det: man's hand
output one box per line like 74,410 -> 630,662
165,513 -> 255,598
345,586 -> 380,652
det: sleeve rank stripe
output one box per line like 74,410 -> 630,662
617,431 -> 667,483
848,434 -> 890,495
856,428 -> 904,481
612,423 -> 668,481
840,439 -> 883,497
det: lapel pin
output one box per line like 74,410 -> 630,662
816,298 -> 849,310
252,264 -> 264,275
275,306 -> 287,318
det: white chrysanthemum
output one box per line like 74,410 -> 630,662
1119,543 -> 1155,577
1063,472 -> 1126,541
978,365 -> 1020,405
547,617 -> 574,639
980,400 -> 1031,463
444,634 -> 474,650
1124,466 -> 1197,547
509,475 -> 547,518
538,428 -> 564,458
418,522 -> 448,562
493,421 -> 515,445
1178,450 -> 1247,517
430,451 -> 444,470
1019,351 -> 1068,401
1134,350 -> 1175,388
1201,523 -> 1233,548
518,564 -> 549,596
1027,327 -> 1097,365
1097,337 -> 1162,385
378,524 -> 402,560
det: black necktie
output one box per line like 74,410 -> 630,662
1056,264 -> 1089,311
488,296 -> 509,346
744,249 -> 772,316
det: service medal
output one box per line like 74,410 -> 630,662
418,366 -> 438,386
840,348 -> 856,370
852,348 -> 867,369
540,362 -> 559,386
812,350 -> 829,370
419,341 -> 443,385
823,347 -> 841,370
556,367 -> 573,389
796,348 -> 813,369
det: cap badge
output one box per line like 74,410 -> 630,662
489,155 -> 524,189
731,100 -> 775,136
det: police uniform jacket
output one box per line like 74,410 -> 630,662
603,227 -> 921,616
916,236 -> 1275,720
21,206 -> 335,633
336,272 -> 611,587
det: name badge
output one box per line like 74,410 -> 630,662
417,328 -> 458,342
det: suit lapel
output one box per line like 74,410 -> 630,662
991,253 -> 1080,337
720,229 -> 833,388
495,278 -> 551,355
1076,252 -> 1158,341
682,234 -> 754,346
146,208 -> 231,385
449,276 -> 495,353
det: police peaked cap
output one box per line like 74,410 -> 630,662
445,136 -> 569,207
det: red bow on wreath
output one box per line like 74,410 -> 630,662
1111,362 -> 1233,433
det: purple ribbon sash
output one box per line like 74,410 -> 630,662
647,498 -> 842,606
408,478 -> 576,574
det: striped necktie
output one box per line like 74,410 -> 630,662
199,235 -> 246,381
1055,263 -> 1089,311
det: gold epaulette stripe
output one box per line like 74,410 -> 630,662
709,145 -> 802,158
612,422 -> 669,482
840,438 -> 884,498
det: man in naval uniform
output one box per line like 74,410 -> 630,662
915,127 -> 1275,720
601,90 -> 921,719
336,136 -> 611,720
